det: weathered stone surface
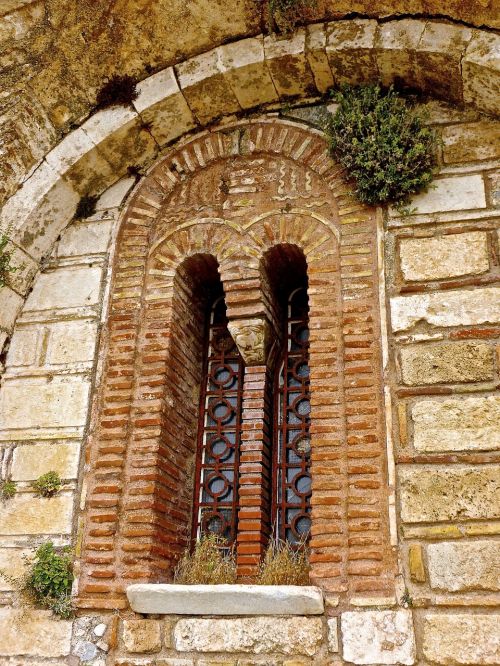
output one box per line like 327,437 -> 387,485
23,266 -> 102,312
218,38 -> 278,108
463,32 -> 500,117
442,122 -> 500,163
264,29 -> 315,97
327,618 -> 339,652
427,541 -> 500,592
11,441 -> 80,480
0,376 -> 91,431
402,175 -> 486,215
57,219 -> 114,257
376,19 -> 425,90
400,342 -> 494,386
306,23 -> 334,93
412,395 -> 500,452
0,609 -> 72,657
176,48 -> 240,124
341,610 -> 416,665
423,613 -> 500,665
0,286 -> 23,331
415,22 -> 472,101
174,617 -> 323,655
408,544 -> 426,583
122,620 -> 161,654
95,177 -> 135,210
326,20 -> 378,85
0,548 -> 29,591
399,465 -> 500,523
45,320 -> 99,365
399,232 -> 489,281
127,584 -> 324,616
0,492 -> 73,534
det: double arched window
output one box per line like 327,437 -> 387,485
192,257 -> 312,551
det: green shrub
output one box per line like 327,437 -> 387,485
24,542 -> 74,618
96,74 -> 138,108
32,471 -> 62,498
325,83 -> 438,207
267,0 -> 316,34
0,234 -> 16,289
0,479 -> 16,500
174,534 -> 237,584
74,194 -> 98,220
257,539 -> 310,585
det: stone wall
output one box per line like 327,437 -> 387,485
0,76 -> 499,666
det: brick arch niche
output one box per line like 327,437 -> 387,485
78,118 -> 396,611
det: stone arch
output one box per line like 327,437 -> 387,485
77,118 -> 396,608
1,18 -> 499,356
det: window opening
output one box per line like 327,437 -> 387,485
273,287 -> 312,545
192,296 -> 245,547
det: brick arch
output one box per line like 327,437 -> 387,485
78,119 -> 396,609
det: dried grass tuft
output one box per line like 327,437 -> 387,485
174,534 -> 237,585
256,539 -> 310,586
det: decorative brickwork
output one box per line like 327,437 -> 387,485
78,118 -> 395,608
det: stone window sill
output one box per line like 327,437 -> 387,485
126,584 -> 324,616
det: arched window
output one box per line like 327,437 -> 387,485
192,294 -> 245,548
273,286 -> 312,545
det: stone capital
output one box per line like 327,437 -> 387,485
227,317 -> 271,366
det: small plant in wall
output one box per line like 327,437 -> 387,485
174,534 -> 237,584
96,74 -> 138,109
267,0 -> 317,34
256,539 -> 310,585
32,471 -> 62,498
325,83 -> 438,211
0,542 -> 74,619
0,233 -> 17,289
0,479 -> 16,501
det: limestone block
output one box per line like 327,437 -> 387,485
399,465 -> 500,523
174,617 -> 323,655
327,618 -> 339,652
326,20 -> 378,85
415,22 -> 472,101
391,287 -> 500,332
264,29 -> 316,97
0,492 -> 73,534
399,232 -> 489,281
122,620 -> 161,654
412,395 -> 500,453
127,584 -> 324,615
57,219 -> 114,257
95,177 -> 135,211
0,548 -> 29,590
5,325 -> 40,367
427,541 -> 500,592
218,38 -> 278,109
133,67 -> 197,147
0,239 -> 39,296
408,544 -> 426,583
176,49 -> 240,124
442,122 -> 500,164
0,286 -> 23,331
423,613 -> 500,665
45,319 -> 98,365
23,265 -> 102,312
11,441 -> 81,480
376,20 -> 425,90
81,105 -> 158,179
399,341 -> 494,385
341,610 -> 416,665
0,608 -> 72,657
44,126 -> 114,195
463,32 -> 500,117
403,175 -> 486,215
0,160 -> 79,261
305,23 -> 334,93
0,375 -> 91,431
